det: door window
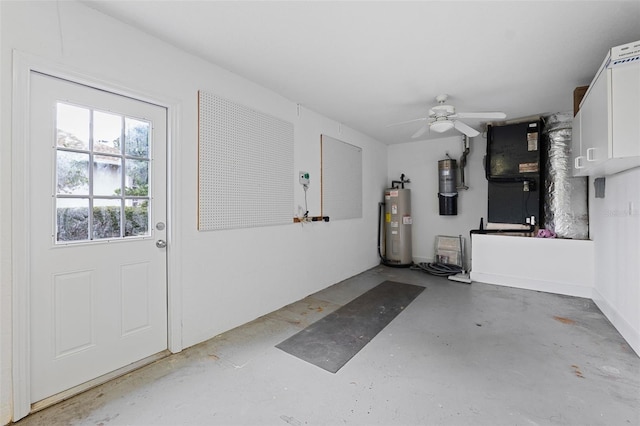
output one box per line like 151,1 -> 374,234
55,102 -> 151,242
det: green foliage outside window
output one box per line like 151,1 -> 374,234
57,204 -> 148,241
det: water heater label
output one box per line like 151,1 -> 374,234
389,190 -> 398,197
402,215 -> 412,225
391,204 -> 397,214
391,221 -> 399,228
385,213 -> 391,223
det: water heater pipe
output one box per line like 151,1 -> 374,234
391,173 -> 411,189
457,135 -> 470,190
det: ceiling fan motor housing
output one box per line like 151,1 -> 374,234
430,104 -> 455,117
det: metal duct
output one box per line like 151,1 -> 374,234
542,112 -> 589,239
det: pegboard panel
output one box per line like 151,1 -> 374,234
198,91 -> 294,230
321,135 -> 362,220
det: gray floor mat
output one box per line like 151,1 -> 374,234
275,280 -> 425,373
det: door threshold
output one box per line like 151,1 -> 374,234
30,350 -> 170,414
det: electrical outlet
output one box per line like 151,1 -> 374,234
299,171 -> 309,186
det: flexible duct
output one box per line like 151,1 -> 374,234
542,112 -> 588,239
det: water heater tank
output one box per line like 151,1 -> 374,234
384,188 -> 412,265
438,159 -> 458,216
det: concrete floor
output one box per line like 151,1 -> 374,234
15,265 -> 640,425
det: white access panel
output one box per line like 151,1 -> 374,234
198,91 -> 294,230
321,135 -> 363,220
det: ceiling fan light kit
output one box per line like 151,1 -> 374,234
430,120 -> 454,133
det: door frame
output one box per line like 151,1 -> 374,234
11,50 -> 183,421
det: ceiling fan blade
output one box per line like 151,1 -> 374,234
386,117 -> 427,127
411,123 -> 430,138
455,112 -> 506,120
453,120 -> 480,137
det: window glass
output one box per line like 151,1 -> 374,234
56,150 -> 89,195
56,198 -> 89,241
125,199 -> 148,237
94,155 -> 122,196
93,199 -> 122,239
125,159 -> 149,196
125,118 -> 150,158
55,103 -> 151,242
57,103 -> 90,150
93,111 -> 122,154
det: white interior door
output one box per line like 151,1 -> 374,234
29,72 -> 168,403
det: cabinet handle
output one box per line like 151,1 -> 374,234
586,147 -> 596,162
575,156 -> 585,169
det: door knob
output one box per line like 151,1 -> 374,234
156,239 -> 167,248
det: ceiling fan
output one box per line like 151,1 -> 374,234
389,94 -> 506,138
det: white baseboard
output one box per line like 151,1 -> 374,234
470,271 -> 594,299
592,288 -> 640,357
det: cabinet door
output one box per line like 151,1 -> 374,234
611,64 -> 640,158
572,110 -> 587,176
580,68 -> 610,169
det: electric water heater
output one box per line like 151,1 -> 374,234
383,188 -> 412,265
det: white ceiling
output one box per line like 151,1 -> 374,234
84,1 -> 640,144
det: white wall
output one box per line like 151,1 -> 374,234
471,234 -> 594,298
0,2 -> 8,420
589,168 -> 640,356
387,135 -> 488,268
0,2 -> 387,422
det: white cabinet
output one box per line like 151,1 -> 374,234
612,63 -> 640,158
571,106 -> 582,172
573,40 -> 640,177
